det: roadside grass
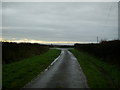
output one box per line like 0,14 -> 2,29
3,49 -> 61,88
70,49 -> 120,88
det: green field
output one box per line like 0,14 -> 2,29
70,49 -> 120,88
3,49 -> 61,88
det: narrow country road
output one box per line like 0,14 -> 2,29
23,49 -> 89,88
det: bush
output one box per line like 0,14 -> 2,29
2,42 -> 49,64
74,40 -> 120,66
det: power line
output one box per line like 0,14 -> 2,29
105,2 -> 114,27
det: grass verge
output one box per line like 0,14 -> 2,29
70,49 -> 120,88
3,49 -> 61,88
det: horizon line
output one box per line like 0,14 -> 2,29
1,38 -> 96,45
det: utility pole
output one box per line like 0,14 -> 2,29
118,1 -> 120,40
97,36 -> 98,43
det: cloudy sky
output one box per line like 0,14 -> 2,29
2,2 -> 118,44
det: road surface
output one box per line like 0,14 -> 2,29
23,49 -> 89,88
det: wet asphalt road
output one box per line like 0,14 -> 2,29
24,49 -> 89,88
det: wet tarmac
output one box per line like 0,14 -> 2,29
23,49 -> 89,88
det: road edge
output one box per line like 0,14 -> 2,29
68,50 -> 89,88
22,49 -> 62,88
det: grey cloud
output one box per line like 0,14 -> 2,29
2,2 -> 118,43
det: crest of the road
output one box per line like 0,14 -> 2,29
23,49 -> 89,88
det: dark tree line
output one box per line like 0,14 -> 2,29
49,44 -> 74,48
74,40 -> 120,66
2,42 -> 49,64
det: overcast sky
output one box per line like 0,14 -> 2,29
2,2 -> 118,44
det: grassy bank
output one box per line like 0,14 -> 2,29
3,49 -> 61,88
70,49 -> 120,88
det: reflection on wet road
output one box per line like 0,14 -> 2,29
24,49 -> 89,88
